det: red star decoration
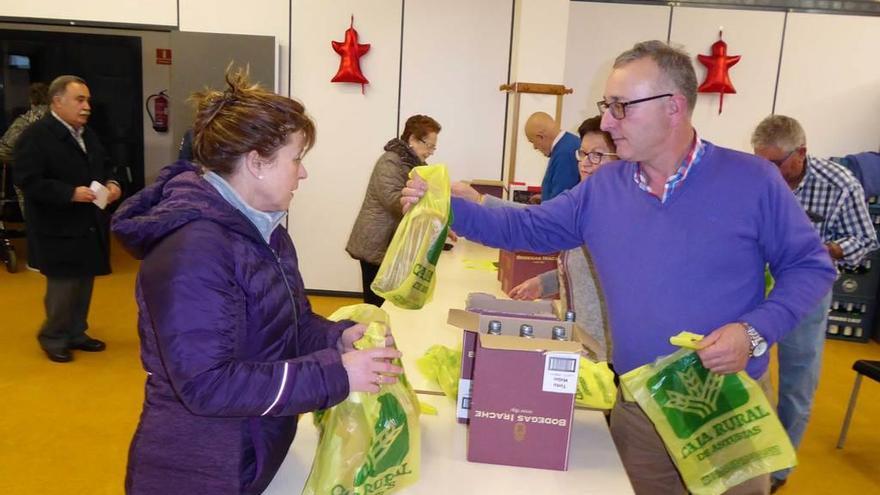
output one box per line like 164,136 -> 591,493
697,30 -> 741,114
331,16 -> 370,93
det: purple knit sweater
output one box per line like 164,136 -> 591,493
453,142 -> 836,378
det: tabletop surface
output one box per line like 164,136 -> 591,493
265,240 -> 633,494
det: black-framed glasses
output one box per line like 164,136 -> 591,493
597,93 -> 673,120
768,148 -> 800,167
417,137 -> 437,151
575,149 -> 618,164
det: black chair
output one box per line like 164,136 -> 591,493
837,360 -> 880,448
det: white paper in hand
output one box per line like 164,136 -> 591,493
89,180 -> 109,210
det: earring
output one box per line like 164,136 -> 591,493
257,175 -> 264,180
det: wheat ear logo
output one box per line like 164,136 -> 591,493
664,368 -> 724,418
353,393 -> 410,487
647,352 -> 749,438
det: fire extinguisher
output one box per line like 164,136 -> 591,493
146,90 -> 169,133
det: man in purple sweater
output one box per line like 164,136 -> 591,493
404,41 -> 835,494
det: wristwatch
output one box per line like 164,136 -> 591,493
740,322 -> 767,358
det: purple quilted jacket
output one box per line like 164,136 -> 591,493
112,161 -> 350,494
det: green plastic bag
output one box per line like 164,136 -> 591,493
371,165 -> 451,309
620,348 -> 796,495
575,358 -> 616,410
302,304 -> 420,495
416,345 -> 462,401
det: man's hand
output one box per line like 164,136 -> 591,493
825,242 -> 844,260
107,182 -> 122,204
508,276 -> 542,300
695,322 -> 751,374
400,173 -> 427,214
337,323 -> 395,354
71,186 -> 97,203
451,181 -> 482,203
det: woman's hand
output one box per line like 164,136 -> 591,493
508,276 -> 543,300
337,323 -> 395,354
337,324 -> 365,354
401,173 -> 427,214
342,347 -> 403,393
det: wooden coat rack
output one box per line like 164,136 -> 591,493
499,82 -> 573,186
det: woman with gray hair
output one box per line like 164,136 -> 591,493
346,114 -> 442,307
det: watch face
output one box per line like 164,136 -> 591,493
753,341 -> 768,357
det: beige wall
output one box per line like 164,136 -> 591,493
0,0 -> 176,26
775,12 -> 880,158
3,1 -> 879,292
670,6 -> 787,153
505,0 -> 572,188
563,2 -> 880,157
288,0 -> 404,293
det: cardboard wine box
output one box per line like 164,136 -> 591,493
448,294 -> 599,424
498,250 -> 559,294
469,179 -> 507,199
467,333 -> 581,470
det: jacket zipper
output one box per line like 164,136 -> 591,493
234,214 -> 301,353
269,243 -> 299,356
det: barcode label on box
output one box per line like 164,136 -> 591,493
548,356 -> 577,372
542,352 -> 579,394
457,378 -> 473,419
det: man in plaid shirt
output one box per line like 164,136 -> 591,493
752,114 -> 878,492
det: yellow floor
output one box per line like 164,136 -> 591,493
1,236 -> 878,494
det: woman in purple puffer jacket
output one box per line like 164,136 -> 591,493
112,69 -> 402,495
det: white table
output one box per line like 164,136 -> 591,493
266,395 -> 634,494
265,241 -> 633,494
385,240 -> 503,394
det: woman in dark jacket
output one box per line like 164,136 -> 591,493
346,115 -> 441,306
112,69 -> 402,495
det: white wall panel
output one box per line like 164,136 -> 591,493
671,7 -> 785,152
398,0 -> 512,183
0,0 -> 176,27
506,0 -> 571,188
289,0 -> 402,292
775,12 -> 880,157
563,2 -> 670,134
178,0 -> 288,95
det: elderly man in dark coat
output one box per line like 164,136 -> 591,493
13,75 -> 122,363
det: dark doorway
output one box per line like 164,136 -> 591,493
0,29 -> 145,194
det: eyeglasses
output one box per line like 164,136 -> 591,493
767,148 -> 800,167
596,93 -> 673,120
575,149 -> 618,164
418,137 -> 437,151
